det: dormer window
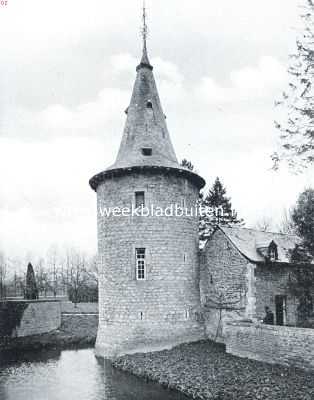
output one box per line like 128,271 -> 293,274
146,101 -> 153,109
268,240 -> 278,261
141,148 -> 152,156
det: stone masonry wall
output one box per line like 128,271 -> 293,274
200,230 -> 252,342
96,171 -> 205,357
254,264 -> 298,325
225,321 -> 314,371
0,300 -> 61,339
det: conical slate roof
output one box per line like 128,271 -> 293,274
108,45 -> 179,170
90,40 -> 205,191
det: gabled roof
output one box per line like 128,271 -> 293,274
216,226 -> 301,264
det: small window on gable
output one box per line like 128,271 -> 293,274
136,248 -> 146,280
146,101 -> 153,109
268,240 -> 278,261
135,191 -> 145,209
141,148 -> 152,156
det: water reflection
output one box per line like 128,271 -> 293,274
0,348 -> 189,400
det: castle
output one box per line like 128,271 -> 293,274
89,12 -> 309,360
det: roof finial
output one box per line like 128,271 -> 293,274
142,0 -> 148,46
137,0 -> 153,70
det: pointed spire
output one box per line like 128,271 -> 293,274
89,2 -> 206,191
137,0 -> 153,71
106,2 -> 178,171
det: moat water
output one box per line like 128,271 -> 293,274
0,347 -> 188,400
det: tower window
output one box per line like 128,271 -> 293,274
135,191 -> 145,208
136,248 -> 146,280
141,148 -> 152,156
146,101 -> 153,109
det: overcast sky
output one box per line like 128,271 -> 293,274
1,0 -> 313,259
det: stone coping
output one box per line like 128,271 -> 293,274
0,299 -> 62,304
226,320 -> 314,334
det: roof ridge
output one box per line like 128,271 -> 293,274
220,225 -> 299,238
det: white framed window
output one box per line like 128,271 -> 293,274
135,191 -> 145,209
136,248 -> 146,280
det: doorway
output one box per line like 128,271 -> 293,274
275,295 -> 287,326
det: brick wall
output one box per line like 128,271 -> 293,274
225,321 -> 314,370
96,171 -> 205,357
200,230 -> 251,342
0,300 -> 61,338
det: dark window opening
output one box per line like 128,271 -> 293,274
141,148 -> 152,156
275,295 -> 286,326
146,101 -> 153,109
135,191 -> 145,208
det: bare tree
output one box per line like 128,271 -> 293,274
67,250 -> 89,306
86,254 -> 98,287
0,252 -> 7,299
35,258 -> 50,298
47,245 -> 61,297
254,216 -> 273,232
277,208 -> 296,234
202,284 -> 247,341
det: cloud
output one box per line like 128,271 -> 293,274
197,56 -> 287,105
231,56 -> 287,92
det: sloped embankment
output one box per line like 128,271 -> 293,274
113,340 -> 314,400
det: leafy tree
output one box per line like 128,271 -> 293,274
273,0 -> 314,170
25,262 -> 39,300
180,159 -> 194,171
200,177 -> 244,243
292,187 -> 314,256
287,266 -> 314,327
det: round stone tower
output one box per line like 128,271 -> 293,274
90,18 -> 206,358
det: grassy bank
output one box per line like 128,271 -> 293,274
113,340 -> 314,400
0,314 -> 98,351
